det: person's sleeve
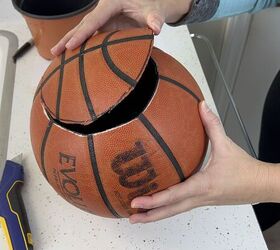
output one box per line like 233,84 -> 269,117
169,0 -> 279,25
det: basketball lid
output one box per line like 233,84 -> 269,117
38,28 -> 154,125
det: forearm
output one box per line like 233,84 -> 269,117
163,0 -> 192,23
213,0 -> 278,21
170,0 -> 278,25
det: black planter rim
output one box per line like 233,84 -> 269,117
12,0 -> 97,20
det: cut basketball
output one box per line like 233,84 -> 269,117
30,28 -> 208,218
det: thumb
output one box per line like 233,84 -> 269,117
199,101 -> 226,149
146,11 -> 165,35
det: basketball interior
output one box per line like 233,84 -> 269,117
30,27 -> 208,218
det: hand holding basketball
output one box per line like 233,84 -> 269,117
51,0 -> 192,56
129,101 -> 271,223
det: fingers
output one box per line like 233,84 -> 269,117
146,12 -> 165,35
51,0 -> 122,55
129,197 -> 203,224
98,15 -> 141,33
68,0 -> 122,48
131,174 -> 204,209
199,101 -> 226,149
51,27 -> 78,56
131,184 -> 181,210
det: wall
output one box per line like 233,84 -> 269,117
188,19 -> 227,92
224,8 -> 280,155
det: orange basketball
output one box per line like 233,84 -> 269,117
30,28 -> 208,218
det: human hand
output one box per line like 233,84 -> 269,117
51,0 -> 192,56
129,101 -> 272,224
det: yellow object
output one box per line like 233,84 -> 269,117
0,216 -> 13,250
7,180 -> 30,249
27,233 -> 33,245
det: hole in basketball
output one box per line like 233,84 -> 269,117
48,58 -> 158,134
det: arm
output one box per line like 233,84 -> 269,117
129,102 -> 280,223
170,0 -> 278,25
266,163 -> 280,203
213,0 -> 279,20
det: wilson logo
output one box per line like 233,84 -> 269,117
112,141 -> 158,213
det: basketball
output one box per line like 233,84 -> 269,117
30,28 -> 208,218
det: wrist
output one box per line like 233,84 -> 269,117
163,0 -> 192,23
252,161 -> 280,203
262,163 -> 280,203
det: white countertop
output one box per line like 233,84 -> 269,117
0,1 -> 268,249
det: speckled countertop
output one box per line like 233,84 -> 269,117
0,0 -> 268,249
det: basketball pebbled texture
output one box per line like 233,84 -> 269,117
36,28 -> 154,124
30,28 -> 208,218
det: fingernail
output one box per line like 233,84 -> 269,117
131,202 -> 143,209
202,101 -> 210,112
50,47 -> 57,55
66,38 -> 76,49
65,41 -> 72,49
129,218 -> 137,224
152,20 -> 161,34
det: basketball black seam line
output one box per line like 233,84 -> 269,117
55,52 -> 66,119
34,34 -> 153,100
159,75 -> 201,102
40,120 -> 53,181
87,135 -> 122,218
138,114 -> 185,182
41,92 -> 58,120
42,94 -> 98,124
79,42 -> 97,120
135,38 -> 153,81
102,31 -> 137,87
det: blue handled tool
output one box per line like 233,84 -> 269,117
0,30 -> 32,249
0,154 -> 33,250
